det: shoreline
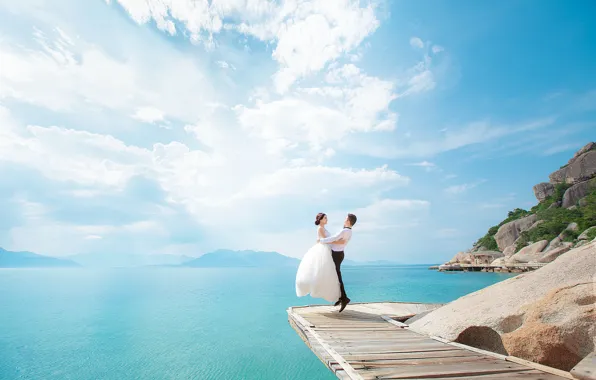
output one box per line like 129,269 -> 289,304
430,262 -> 546,273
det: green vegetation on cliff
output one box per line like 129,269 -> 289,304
470,142 -> 596,254
474,190 -> 596,253
530,183 -> 571,212
515,189 -> 596,250
474,208 -> 531,251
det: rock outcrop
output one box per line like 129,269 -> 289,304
411,241 -> 596,371
568,142 -> 595,164
578,226 -> 596,241
562,178 -> 596,208
508,240 -> 548,263
533,182 -> 554,202
494,214 -> 537,251
503,245 -> 516,257
537,243 -> 573,263
549,147 -> 596,184
447,251 -> 472,264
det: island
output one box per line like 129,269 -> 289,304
435,142 -> 596,272
0,248 -> 80,268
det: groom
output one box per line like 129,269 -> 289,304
317,213 -> 357,312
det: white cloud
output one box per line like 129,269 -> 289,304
108,0 -> 380,93
0,117 -> 147,189
444,180 -> 487,195
432,45 -> 444,54
216,60 -> 236,70
0,25 -> 215,123
236,165 -> 409,200
345,117 -> 557,159
132,107 -> 165,123
351,199 -> 431,232
236,64 -> 397,152
0,0 -> 483,263
410,37 -> 424,49
407,161 -> 437,172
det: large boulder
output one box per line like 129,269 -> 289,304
549,148 -> 596,185
568,142 -> 595,164
500,283 -> 595,371
494,214 -> 538,251
503,245 -> 516,257
544,236 -> 563,252
561,178 -> 596,208
532,182 -> 554,202
537,243 -> 573,263
508,240 -> 548,263
490,257 -> 506,266
410,241 -> 596,371
448,251 -> 473,264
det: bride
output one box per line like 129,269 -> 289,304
295,213 -> 344,303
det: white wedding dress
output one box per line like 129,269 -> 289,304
295,227 -> 341,303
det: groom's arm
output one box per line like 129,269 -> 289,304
319,230 -> 346,244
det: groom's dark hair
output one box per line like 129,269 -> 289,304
347,213 -> 357,226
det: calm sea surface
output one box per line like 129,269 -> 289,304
0,266 -> 516,379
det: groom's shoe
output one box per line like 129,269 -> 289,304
339,297 -> 351,313
334,300 -> 341,307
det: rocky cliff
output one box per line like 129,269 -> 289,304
411,241 -> 596,371
446,142 -> 596,266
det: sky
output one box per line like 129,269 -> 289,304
0,0 -> 595,264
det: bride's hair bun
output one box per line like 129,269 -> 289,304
315,212 -> 326,226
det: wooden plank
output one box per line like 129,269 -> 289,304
506,356 -> 575,379
571,352 -> 596,380
288,302 -> 569,380
357,358 -> 534,379
342,350 -> 481,361
288,310 -> 364,380
381,315 -> 409,328
339,355 -> 490,368
407,371 -> 566,379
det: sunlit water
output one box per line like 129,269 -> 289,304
0,266 -> 516,379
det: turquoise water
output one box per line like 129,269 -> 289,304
0,266 -> 516,379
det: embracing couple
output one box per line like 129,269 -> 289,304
295,213 -> 357,312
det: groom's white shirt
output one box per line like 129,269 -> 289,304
320,227 -> 352,252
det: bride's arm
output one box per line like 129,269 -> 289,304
319,230 -> 345,244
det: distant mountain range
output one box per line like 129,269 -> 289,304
68,252 -> 195,268
1,247 -> 401,268
182,249 -> 299,267
0,248 -> 79,268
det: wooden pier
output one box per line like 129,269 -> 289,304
288,302 -> 575,380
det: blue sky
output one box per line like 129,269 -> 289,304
0,0 -> 594,263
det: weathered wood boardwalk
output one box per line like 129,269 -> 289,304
288,302 -> 574,380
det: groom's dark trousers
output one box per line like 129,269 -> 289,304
332,250 -> 348,301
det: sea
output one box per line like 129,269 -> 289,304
0,265 -> 516,380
